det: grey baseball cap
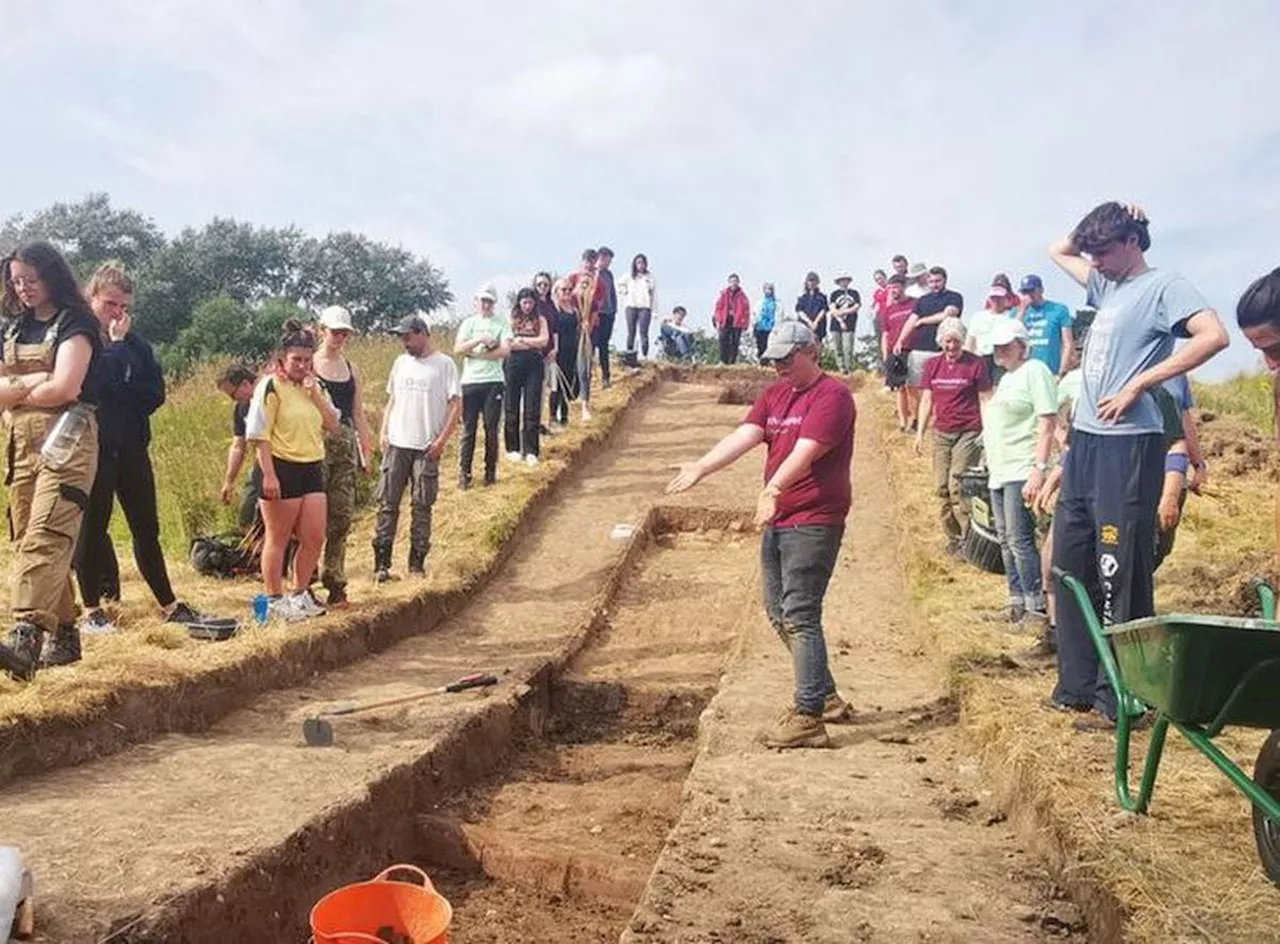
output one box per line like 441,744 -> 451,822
391,314 -> 429,335
762,321 -> 817,361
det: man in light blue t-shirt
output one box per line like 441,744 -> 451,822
1044,202 -> 1228,731
1018,274 -> 1075,377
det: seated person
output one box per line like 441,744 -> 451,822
659,305 -> 694,360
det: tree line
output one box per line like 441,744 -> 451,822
0,193 -> 452,374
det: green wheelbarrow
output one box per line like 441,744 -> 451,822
1056,569 -> 1280,883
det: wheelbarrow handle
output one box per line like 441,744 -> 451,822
1249,576 -> 1277,621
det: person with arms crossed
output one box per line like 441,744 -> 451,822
455,285 -> 510,487
1047,202 -> 1227,731
828,275 -> 861,374
373,315 -> 461,583
667,322 -> 855,749
0,243 -> 104,678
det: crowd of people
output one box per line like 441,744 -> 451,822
0,240 -> 656,676
671,201 -> 1278,749
3,209 -> 1280,755
709,271 -> 864,371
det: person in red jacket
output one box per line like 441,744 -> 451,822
713,273 -> 751,365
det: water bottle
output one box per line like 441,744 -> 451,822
0,846 -> 30,939
40,403 -> 93,470
252,594 -> 270,624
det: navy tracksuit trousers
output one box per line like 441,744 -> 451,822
1051,430 -> 1165,719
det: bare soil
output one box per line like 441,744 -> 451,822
622,398 -> 1086,943
6,375 -> 1090,944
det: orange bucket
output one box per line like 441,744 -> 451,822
310,864 -> 452,944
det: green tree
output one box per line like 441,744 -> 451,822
0,192 -> 165,279
293,231 -> 452,331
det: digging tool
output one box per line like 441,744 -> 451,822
302,673 -> 498,747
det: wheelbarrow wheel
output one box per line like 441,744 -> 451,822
1251,729 -> 1280,884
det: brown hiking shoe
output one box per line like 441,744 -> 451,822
760,708 -> 830,749
822,693 -> 855,724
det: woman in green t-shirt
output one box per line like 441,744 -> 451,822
454,285 -> 510,488
980,319 -> 1058,626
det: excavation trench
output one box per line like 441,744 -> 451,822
406,521 -> 752,942
106,511 -> 754,944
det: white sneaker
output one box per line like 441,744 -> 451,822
505,451 -> 522,463
267,595 -> 307,623
581,404 -> 593,422
80,608 -> 117,636
524,454 -> 539,467
290,589 -> 327,618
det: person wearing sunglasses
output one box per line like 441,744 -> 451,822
666,321 -> 855,750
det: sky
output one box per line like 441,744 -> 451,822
3,0 -> 1278,377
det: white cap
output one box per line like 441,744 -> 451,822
318,305 -> 355,331
475,284 -> 498,302
990,318 -> 1029,346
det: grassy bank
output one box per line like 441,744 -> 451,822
0,344 -> 646,723
868,378 -> 1279,942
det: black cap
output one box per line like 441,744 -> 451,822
391,314 -> 428,335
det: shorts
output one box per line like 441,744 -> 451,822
906,350 -> 939,389
268,457 -> 325,500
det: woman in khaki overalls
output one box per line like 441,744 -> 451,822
0,242 -> 102,680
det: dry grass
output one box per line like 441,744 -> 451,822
0,342 -> 649,727
867,383 -> 1280,943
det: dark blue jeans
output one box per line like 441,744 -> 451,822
1051,431 -> 1164,719
989,481 -> 1044,612
761,524 -> 842,716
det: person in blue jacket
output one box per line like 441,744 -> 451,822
754,282 -> 780,359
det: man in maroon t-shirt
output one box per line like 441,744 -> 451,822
913,317 -> 990,554
667,322 -> 855,750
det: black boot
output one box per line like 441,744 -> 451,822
41,622 -> 82,667
407,548 -> 427,577
372,543 -> 394,583
0,622 -> 44,681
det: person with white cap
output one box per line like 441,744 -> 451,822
374,314 -> 461,582
904,261 -> 929,300
313,304 -> 374,607
667,321 -> 856,749
454,284 -> 510,489
828,274 -> 861,374
979,318 -> 1057,627
965,285 -> 1019,384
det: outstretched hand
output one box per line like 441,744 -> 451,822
666,462 -> 704,494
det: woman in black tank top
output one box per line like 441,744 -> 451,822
314,307 -> 374,607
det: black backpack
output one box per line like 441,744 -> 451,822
189,533 -> 255,578
885,353 -> 910,390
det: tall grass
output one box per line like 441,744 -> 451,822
0,334 -> 449,562
1193,371 -> 1276,436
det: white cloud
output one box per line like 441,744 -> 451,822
4,0 -> 1279,376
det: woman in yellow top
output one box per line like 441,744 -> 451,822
245,319 -> 339,622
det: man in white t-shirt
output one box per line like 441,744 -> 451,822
372,314 -> 462,582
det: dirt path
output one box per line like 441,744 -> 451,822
2,383 -> 740,943
622,406 -> 1086,943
